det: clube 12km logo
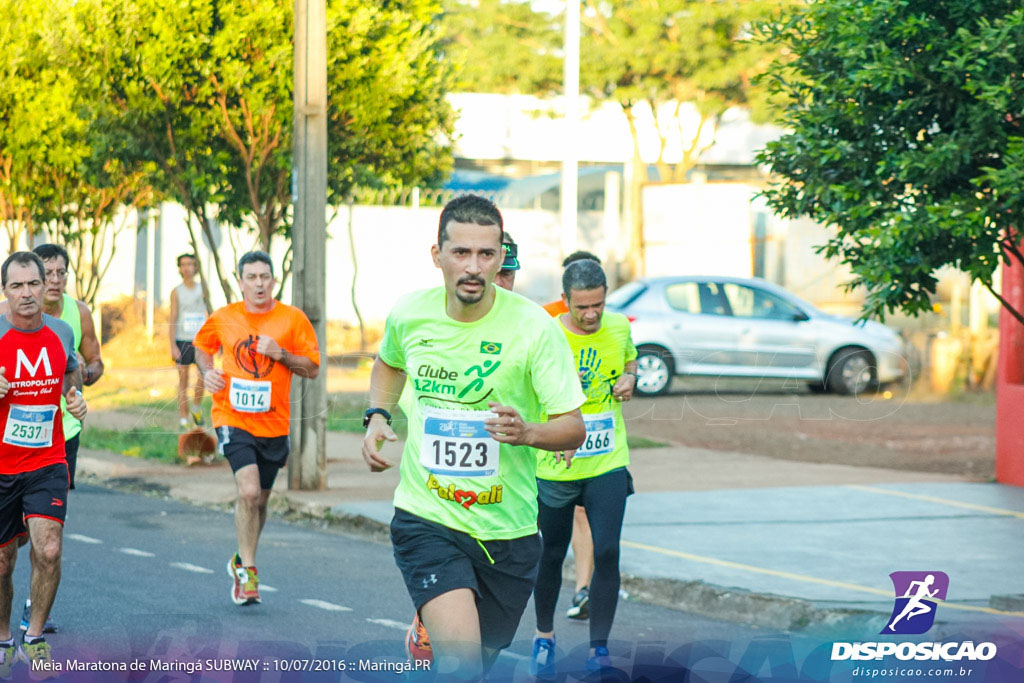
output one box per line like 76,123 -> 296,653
831,572 -> 997,662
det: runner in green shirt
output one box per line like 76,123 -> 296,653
362,195 -> 585,680
530,258 -> 638,677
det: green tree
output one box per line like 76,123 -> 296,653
0,0 -> 155,307
580,0 -> 788,277
327,0 -> 457,205
439,0 -> 785,277
442,0 -> 562,93
104,0 -> 454,303
581,0 -> 783,183
757,0 -> 1024,324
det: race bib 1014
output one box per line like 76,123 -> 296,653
229,377 -> 271,413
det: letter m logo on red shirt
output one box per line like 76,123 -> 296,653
15,348 -> 51,378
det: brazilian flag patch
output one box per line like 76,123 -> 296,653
480,341 -> 502,355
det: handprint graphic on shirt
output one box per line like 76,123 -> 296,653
578,347 -> 607,402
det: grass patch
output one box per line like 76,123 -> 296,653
80,427 -> 180,463
627,434 -> 669,449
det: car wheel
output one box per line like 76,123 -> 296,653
827,348 -> 876,395
635,345 -> 674,396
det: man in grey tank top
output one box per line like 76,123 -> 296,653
168,254 -> 209,429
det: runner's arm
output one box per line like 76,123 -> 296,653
64,365 -> 87,420
278,348 -> 319,378
361,357 -> 407,471
254,335 -> 319,378
485,404 -> 585,451
611,359 -> 638,402
168,288 -> 180,359
63,362 -> 83,394
77,300 -> 104,385
194,348 -> 226,392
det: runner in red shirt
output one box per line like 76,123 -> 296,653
0,252 -> 86,678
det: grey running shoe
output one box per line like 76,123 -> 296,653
566,586 -> 589,620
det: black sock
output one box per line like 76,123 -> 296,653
24,634 -> 44,645
0,637 -> 13,647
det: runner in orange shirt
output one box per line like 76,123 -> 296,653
192,251 -> 320,606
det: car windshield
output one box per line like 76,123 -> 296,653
606,281 -> 647,309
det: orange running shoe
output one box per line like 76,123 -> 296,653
404,612 -> 432,664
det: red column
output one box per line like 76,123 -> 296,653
996,253 -> 1024,485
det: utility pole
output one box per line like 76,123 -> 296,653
560,0 -> 580,258
289,0 -> 328,490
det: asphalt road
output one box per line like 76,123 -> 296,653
621,379 -> 995,479
6,484 -> 804,682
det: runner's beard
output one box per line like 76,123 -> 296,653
455,277 -> 486,304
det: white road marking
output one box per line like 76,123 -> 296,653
261,585 -> 278,592
499,652 -> 529,662
170,562 -> 214,574
118,548 -> 155,557
67,533 -> 102,544
367,618 -> 409,631
299,599 -> 352,612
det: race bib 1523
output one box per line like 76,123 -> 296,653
419,406 -> 499,477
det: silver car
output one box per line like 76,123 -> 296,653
606,276 -> 906,396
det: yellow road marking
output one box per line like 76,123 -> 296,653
847,485 -> 1024,519
621,540 -> 1024,618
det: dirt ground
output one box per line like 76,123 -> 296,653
620,378 -> 996,480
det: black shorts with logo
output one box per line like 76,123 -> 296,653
0,462 -> 70,546
390,507 -> 542,650
217,426 -> 289,490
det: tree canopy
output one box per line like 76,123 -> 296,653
0,0 -> 155,306
1,0 -> 456,304
441,0 -> 786,277
757,0 -> 1024,324
580,0 -> 785,183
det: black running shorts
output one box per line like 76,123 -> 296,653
0,462 -> 69,546
217,426 -> 289,490
65,433 -> 80,490
390,507 -> 541,650
175,340 -> 197,366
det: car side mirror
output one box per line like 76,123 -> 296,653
792,311 -> 810,322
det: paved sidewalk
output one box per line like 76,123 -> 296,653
78,414 -> 1024,634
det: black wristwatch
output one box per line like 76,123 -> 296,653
363,408 -> 393,428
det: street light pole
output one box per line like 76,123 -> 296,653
289,0 -> 328,490
561,0 -> 580,258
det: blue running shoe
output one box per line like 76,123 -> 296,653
19,600 -> 56,634
529,636 -> 556,679
585,646 -> 611,673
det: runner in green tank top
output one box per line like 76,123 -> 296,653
33,245 -> 104,490
362,195 -> 585,680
